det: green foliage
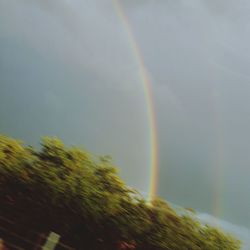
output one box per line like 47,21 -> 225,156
0,134 -> 241,249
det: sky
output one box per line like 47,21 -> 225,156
0,0 -> 250,244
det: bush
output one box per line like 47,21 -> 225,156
0,134 -> 241,249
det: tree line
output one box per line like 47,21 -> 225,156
0,134 -> 241,249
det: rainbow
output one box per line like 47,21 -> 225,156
112,0 -> 158,201
112,0 -> 226,217
211,91 -> 225,219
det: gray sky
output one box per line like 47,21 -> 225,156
0,0 -> 250,235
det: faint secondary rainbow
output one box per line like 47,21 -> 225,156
112,0 -> 158,201
211,90 -> 225,219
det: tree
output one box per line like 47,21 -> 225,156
0,134 -> 241,250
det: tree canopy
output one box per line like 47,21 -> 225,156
0,134 -> 241,249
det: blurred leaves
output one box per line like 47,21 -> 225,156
0,134 -> 241,249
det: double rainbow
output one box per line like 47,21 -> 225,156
112,0 -> 227,219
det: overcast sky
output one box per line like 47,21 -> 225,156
0,0 -> 250,239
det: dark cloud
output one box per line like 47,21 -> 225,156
118,0 -> 250,227
1,0 -> 250,231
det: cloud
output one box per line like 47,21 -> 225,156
1,0 -> 250,231
1,0 -> 141,91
